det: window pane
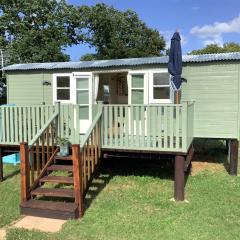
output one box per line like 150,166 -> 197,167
57,76 -> 70,87
76,78 -> 89,89
153,73 -> 169,85
153,87 -> 170,99
77,90 -> 89,104
132,90 -> 144,104
57,89 -> 70,100
132,74 -> 144,88
79,106 -> 89,119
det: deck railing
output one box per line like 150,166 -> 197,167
0,105 -> 55,145
101,103 -> 194,153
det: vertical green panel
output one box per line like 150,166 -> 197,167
157,107 -> 162,149
2,108 -> 6,142
181,103 -> 187,152
41,106 -> 44,127
169,107 -> 174,149
6,108 -> 10,143
114,106 -> 118,147
28,107 -> 31,141
14,107 -> 18,143
109,106 -> 113,146
23,107 -> 27,142
19,107 -> 23,142
10,107 -> 14,143
136,106 -> 140,147
36,106 -> 40,132
125,106 -> 129,147
119,106 -> 124,147
32,107 -> 36,136
76,105 -> 80,144
163,107 -> 168,149
146,106 -> 151,148
151,107 -> 156,148
176,106 -> 180,150
104,106 -> 108,145
130,106 -> 134,146
141,106 -> 145,147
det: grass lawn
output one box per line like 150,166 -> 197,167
1,140 -> 240,240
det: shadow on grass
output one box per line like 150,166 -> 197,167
84,139 -> 228,209
193,138 -> 229,172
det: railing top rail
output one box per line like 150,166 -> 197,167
80,110 -> 102,149
0,104 -> 55,108
102,104 -> 185,107
28,111 -> 58,149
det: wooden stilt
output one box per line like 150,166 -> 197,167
229,139 -> 238,176
0,148 -> 3,182
174,155 -> 185,201
20,142 -> 30,202
72,144 -> 84,218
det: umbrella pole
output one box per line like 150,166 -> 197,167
176,91 -> 180,104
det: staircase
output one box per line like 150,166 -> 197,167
19,107 -> 103,219
20,155 -> 78,220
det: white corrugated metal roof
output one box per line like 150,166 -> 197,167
3,52 -> 240,71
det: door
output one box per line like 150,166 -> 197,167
73,73 -> 92,134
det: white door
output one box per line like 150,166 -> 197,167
73,73 -> 92,134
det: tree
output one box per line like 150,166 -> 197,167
190,42 -> 240,55
0,0 -> 84,63
80,4 -> 165,60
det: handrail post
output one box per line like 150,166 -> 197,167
97,101 -> 103,114
55,101 -> 61,138
20,142 -> 30,202
181,102 -> 188,152
72,144 -> 84,218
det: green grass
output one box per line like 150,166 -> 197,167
1,140 -> 240,240
0,164 -> 20,227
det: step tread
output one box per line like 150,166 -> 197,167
55,155 -> 72,161
47,164 -> 73,172
20,199 -> 77,212
39,176 -> 74,184
31,187 -> 74,198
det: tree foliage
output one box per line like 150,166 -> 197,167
190,42 -> 240,55
0,0 -> 84,63
0,1 -> 166,63
80,4 -> 165,60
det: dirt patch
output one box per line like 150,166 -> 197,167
191,161 -> 226,176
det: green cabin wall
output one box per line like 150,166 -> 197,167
5,61 -> 240,140
181,62 -> 240,139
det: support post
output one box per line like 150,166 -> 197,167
55,101 -> 61,138
174,155 -> 185,201
229,139 -> 238,176
20,142 -> 30,202
72,144 -> 84,218
0,148 -> 3,182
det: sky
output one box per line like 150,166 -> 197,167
65,0 -> 240,61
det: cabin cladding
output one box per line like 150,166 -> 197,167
181,62 -> 240,139
7,71 -> 53,105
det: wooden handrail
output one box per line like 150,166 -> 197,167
29,111 -> 58,149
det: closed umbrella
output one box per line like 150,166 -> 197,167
168,31 -> 182,103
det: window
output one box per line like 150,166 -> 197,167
56,76 -> 70,101
131,74 -> 144,104
150,72 -> 172,103
76,77 -> 89,120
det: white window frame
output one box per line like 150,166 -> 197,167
149,69 -> 173,104
72,72 -> 93,122
128,70 -> 148,104
53,73 -> 73,104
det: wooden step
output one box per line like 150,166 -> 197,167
20,199 -> 78,219
55,155 -> 72,161
47,164 -> 73,172
39,176 -> 74,184
31,187 -> 74,198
